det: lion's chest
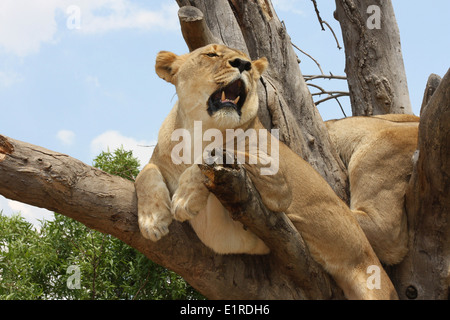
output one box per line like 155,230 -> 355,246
189,193 -> 270,255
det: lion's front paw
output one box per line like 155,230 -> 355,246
138,204 -> 172,242
171,185 -> 208,222
171,165 -> 209,222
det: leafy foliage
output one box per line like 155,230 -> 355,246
93,146 -> 141,181
0,147 -> 204,300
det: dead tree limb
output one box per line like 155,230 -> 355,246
304,74 -> 347,81
391,68 -> 450,300
291,41 -> 324,75
420,73 -> 442,116
335,0 -> 413,116
178,6 -> 221,51
314,93 -> 349,105
322,20 -> 342,50
311,0 -> 325,30
310,0 -> 342,49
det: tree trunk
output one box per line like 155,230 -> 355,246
390,68 -> 450,300
335,0 -> 413,116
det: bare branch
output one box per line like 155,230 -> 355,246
332,95 -> 348,118
311,0 -> 325,30
307,82 -> 327,93
322,20 -> 342,50
312,91 -> 349,97
314,93 -> 349,105
291,42 -> 324,75
310,0 -> 342,49
306,82 -> 349,117
304,74 -> 347,81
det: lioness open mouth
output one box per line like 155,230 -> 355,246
207,79 -> 247,117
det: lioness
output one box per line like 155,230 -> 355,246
326,114 -> 419,265
135,44 -> 397,299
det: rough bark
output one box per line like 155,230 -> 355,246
391,69 -> 450,300
420,73 -> 441,116
178,6 -> 221,51
0,134 -> 344,299
335,0 -> 413,116
176,0 -> 349,203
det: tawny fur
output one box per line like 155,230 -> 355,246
326,114 -> 419,265
135,44 -> 398,299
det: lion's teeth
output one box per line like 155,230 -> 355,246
220,91 -> 240,105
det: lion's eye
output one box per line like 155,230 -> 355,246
206,52 -> 219,58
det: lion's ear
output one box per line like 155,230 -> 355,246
252,57 -> 268,78
155,51 -> 184,84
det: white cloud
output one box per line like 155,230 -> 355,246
56,129 -> 76,146
90,130 -> 155,168
0,0 -> 60,56
272,0 -> 305,16
0,195 -> 54,229
85,75 -> 100,88
0,0 -> 179,57
0,70 -> 23,87
77,1 -> 180,34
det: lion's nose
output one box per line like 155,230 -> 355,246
229,58 -> 252,73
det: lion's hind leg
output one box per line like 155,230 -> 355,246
351,206 -> 408,265
288,201 -> 398,300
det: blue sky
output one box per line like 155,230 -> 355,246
0,0 -> 449,226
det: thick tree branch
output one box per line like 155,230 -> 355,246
0,134 -> 344,299
178,6 -> 221,51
